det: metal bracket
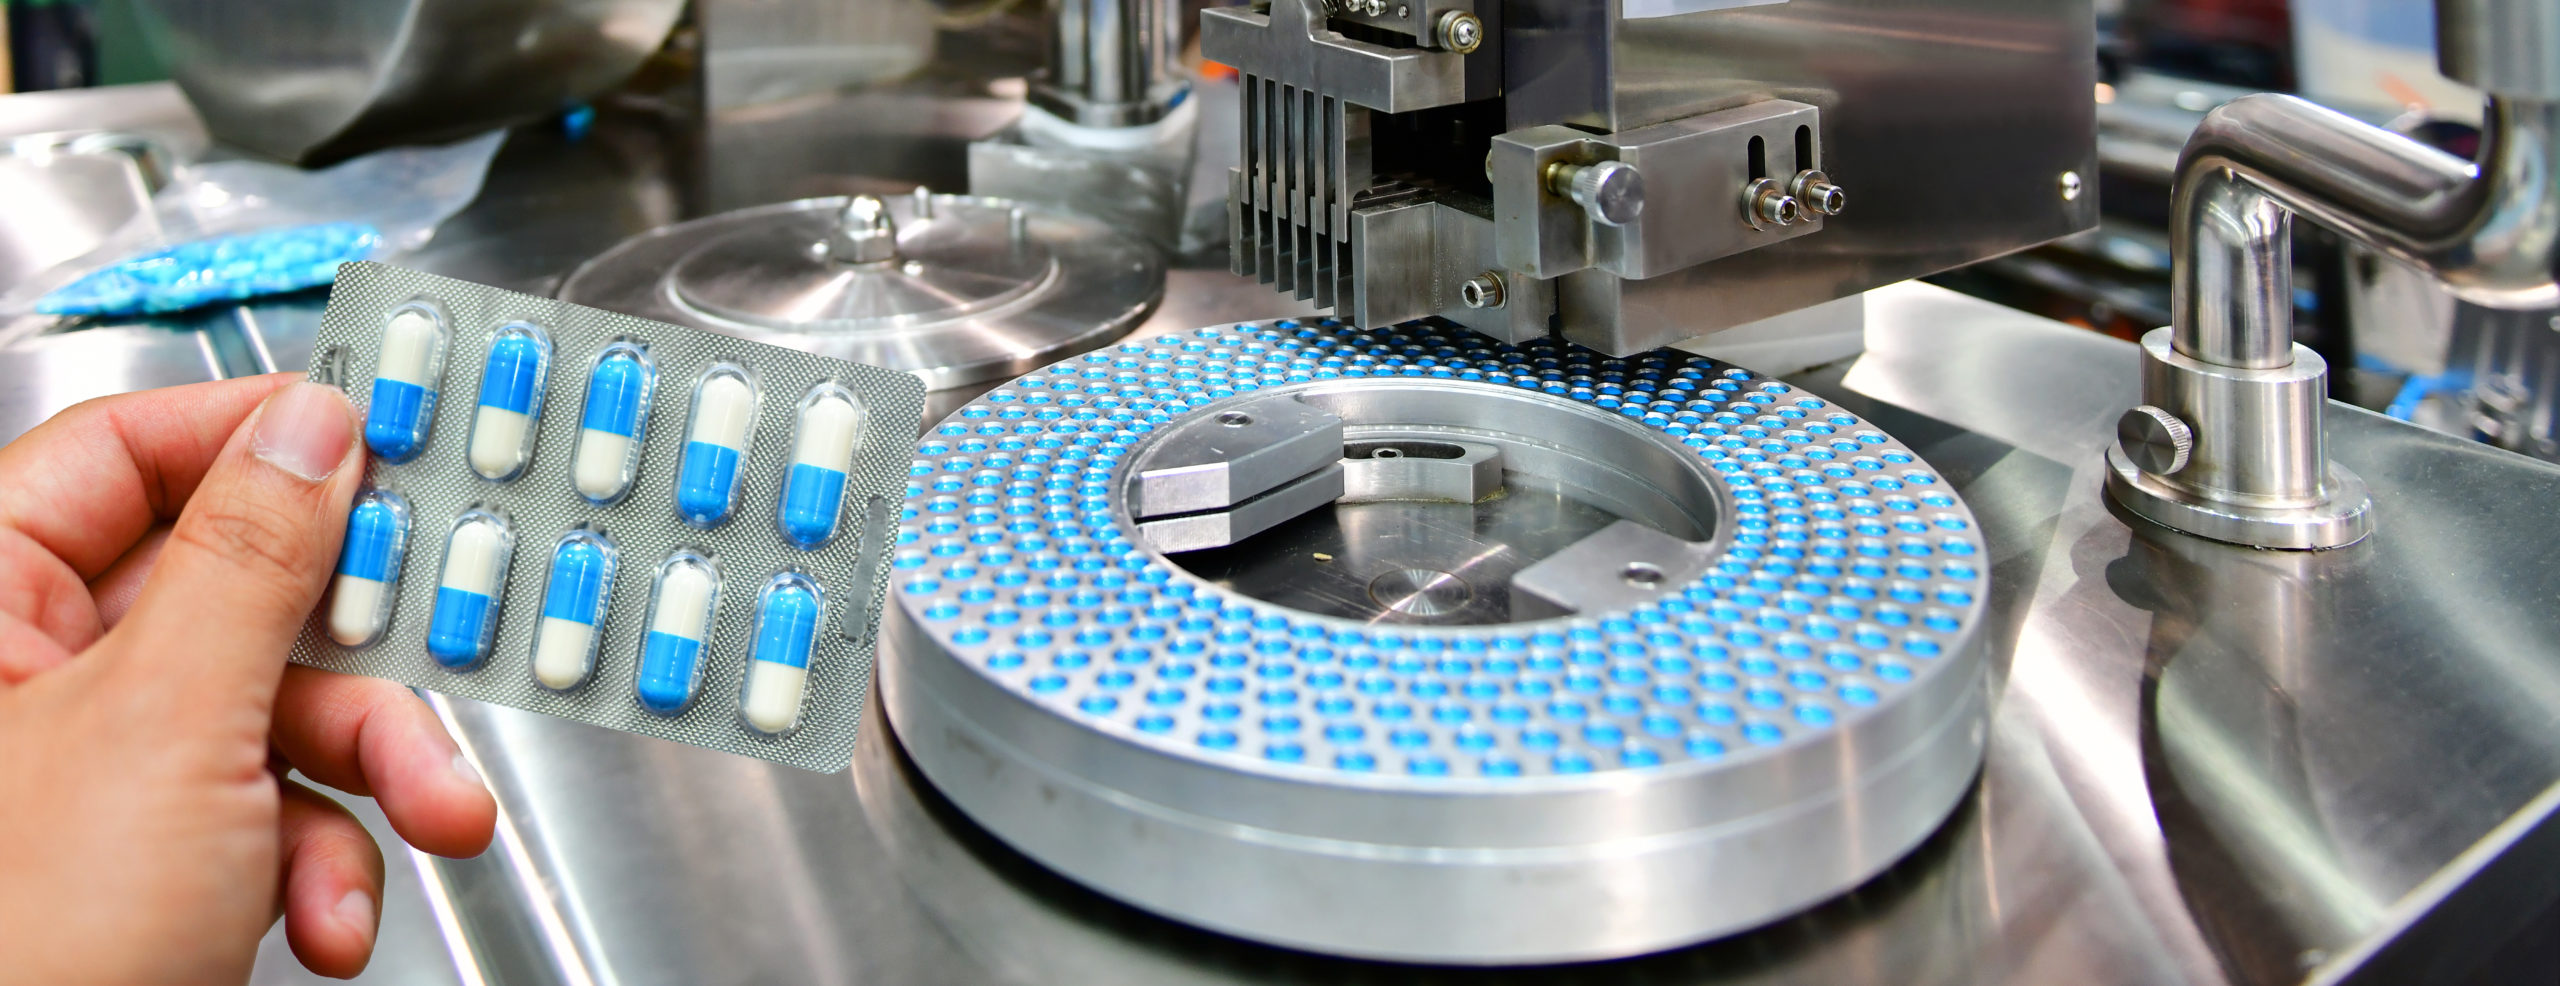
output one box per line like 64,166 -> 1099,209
1508,520 -> 1719,620
1201,0 -> 1473,114
1338,438 -> 1502,503
1130,396 -> 1346,518
1492,99 -> 1829,283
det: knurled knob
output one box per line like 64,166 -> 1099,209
2117,405 -> 2194,476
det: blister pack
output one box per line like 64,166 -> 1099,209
291,262 -> 925,771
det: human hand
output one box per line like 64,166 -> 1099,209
0,374 -> 497,983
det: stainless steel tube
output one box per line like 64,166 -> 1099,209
2170,94 -> 2560,367
1036,0 -> 1187,127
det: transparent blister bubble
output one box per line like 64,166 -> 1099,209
569,340 -> 656,506
636,548 -> 722,716
362,301 -> 450,464
290,263 -> 925,773
674,363 -> 763,530
777,381 -> 869,550
465,321 -> 553,482
531,527 -> 616,692
326,489 -> 411,648
741,570 -> 826,736
426,506 -> 514,671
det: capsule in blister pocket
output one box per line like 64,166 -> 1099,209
740,572 -> 824,735
467,323 -> 552,481
531,528 -> 616,691
674,364 -> 760,529
426,508 -> 515,670
777,383 -> 866,549
364,304 -> 449,463
635,549 -> 721,714
327,490 -> 411,647
570,341 -> 655,504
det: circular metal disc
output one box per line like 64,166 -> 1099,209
883,318 -> 1993,964
559,194 -> 1163,394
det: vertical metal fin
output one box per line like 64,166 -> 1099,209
1258,76 -> 1279,285
1234,73 -> 1258,279
1314,93 -> 1336,311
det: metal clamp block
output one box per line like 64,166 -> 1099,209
1129,395 -> 1346,518
1338,438 -> 1501,503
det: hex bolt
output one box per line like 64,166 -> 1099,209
2117,404 -> 2195,475
1545,160 -> 1644,227
1789,169 -> 1847,216
1460,271 -> 1507,309
1742,178 -> 1802,229
1437,10 -> 1484,53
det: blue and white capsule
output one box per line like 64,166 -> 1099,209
674,365 -> 759,528
327,490 -> 411,647
531,529 -> 617,690
425,509 -> 515,670
777,384 -> 866,549
740,573 -> 824,734
363,305 -> 449,463
635,550 -> 721,715
466,323 -> 551,481
569,342 -> 655,504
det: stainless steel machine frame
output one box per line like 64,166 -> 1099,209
1201,0 -> 2099,355
2104,0 -> 2560,549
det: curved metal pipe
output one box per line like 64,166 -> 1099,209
2170,94 -> 2560,368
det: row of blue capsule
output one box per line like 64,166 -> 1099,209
328,492 -> 826,736
362,302 -> 867,548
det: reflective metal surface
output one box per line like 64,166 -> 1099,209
2111,77 -> 2560,547
394,283 -> 2560,984
129,0 -> 686,164
1034,0 -> 1189,128
557,192 -> 1165,411
1206,0 -> 2100,354
10,73 -> 2559,985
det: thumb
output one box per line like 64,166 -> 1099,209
105,381 -> 363,702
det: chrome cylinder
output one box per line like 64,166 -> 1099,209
2438,0 -> 2560,100
1034,0 -> 1188,127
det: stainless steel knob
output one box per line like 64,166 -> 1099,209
829,195 -> 900,264
2117,405 -> 2195,476
1547,161 -> 1645,228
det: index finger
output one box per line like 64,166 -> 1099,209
0,374 -> 294,580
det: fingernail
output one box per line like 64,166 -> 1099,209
334,888 -> 375,941
451,752 -> 486,794
252,382 -> 354,483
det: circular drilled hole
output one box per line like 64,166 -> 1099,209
1217,411 -> 1254,427
1622,562 -> 1666,587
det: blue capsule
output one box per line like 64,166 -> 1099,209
676,366 -> 759,528
326,490 -> 410,646
740,573 -> 824,734
425,509 -> 514,670
571,342 -> 654,504
363,306 -> 448,463
778,383 -> 866,549
636,551 -> 721,714
531,530 -> 616,691
465,324 -> 551,481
